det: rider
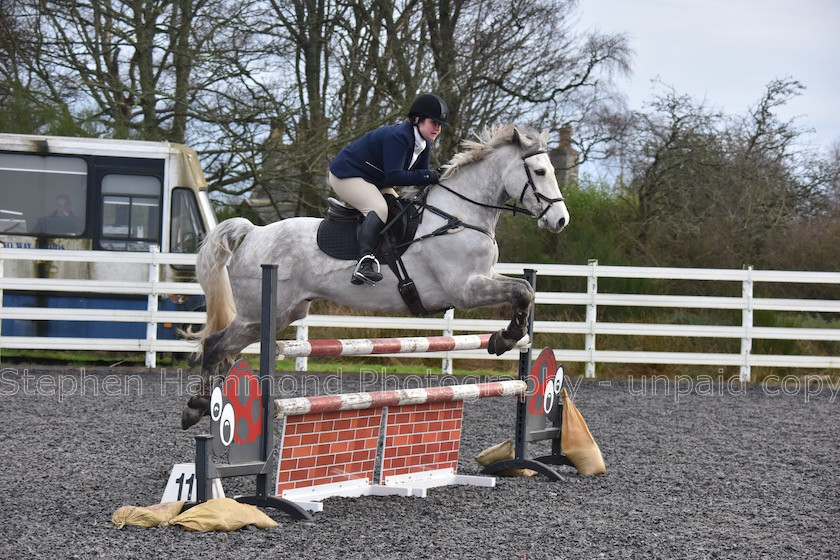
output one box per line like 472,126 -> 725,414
328,93 -> 449,285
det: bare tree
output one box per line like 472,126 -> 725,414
232,0 -> 633,215
253,0 -> 431,217
6,0 -> 250,142
625,79 -> 839,269
2,0 -> 633,220
421,0 -> 632,160
0,0 -> 83,133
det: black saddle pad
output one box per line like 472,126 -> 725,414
316,196 -> 421,261
316,220 -> 360,260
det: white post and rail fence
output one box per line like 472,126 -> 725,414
1,248 -> 839,381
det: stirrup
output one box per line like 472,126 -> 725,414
351,255 -> 382,286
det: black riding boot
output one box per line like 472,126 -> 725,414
352,212 -> 385,285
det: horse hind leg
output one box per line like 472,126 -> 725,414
180,300 -> 309,430
181,317 -> 261,429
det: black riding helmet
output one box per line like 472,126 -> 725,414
408,94 -> 450,126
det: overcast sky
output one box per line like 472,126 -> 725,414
576,0 -> 840,157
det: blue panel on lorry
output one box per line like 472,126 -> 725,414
1,292 -> 204,340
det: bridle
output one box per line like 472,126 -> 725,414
517,149 -> 565,220
431,149 -> 564,220
385,147 -> 566,248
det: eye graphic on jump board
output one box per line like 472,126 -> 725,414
542,364 -> 565,414
210,386 -> 224,422
219,402 -> 236,447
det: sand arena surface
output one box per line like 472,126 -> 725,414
0,367 -> 836,559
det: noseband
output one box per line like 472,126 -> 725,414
518,149 -> 565,220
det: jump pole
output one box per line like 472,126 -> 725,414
277,333 -> 528,358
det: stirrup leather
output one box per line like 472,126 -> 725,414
352,254 -> 382,285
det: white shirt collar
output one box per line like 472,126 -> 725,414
411,127 -> 427,167
413,126 -> 427,152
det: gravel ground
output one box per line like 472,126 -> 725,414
0,364 -> 837,559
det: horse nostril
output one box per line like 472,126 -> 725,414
557,217 -> 566,229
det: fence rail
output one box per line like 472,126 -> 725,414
2,249 -> 839,380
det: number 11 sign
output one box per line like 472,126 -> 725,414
161,463 -> 196,502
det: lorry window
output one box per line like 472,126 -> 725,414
170,187 -> 205,253
99,173 -> 161,251
0,153 -> 87,236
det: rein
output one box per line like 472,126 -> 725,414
386,193 -> 493,252
431,182 -> 533,217
385,148 -> 565,251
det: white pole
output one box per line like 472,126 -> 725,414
740,266 -> 753,382
295,323 -> 309,372
145,246 -> 160,368
585,259 -> 598,378
441,307 -> 454,376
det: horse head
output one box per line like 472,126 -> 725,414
501,127 -> 570,233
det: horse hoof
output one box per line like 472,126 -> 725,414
181,396 -> 210,430
181,406 -> 205,430
487,331 -> 513,356
181,406 -> 210,430
187,395 -> 211,410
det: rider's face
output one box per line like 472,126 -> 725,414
417,118 -> 442,142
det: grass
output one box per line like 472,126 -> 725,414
0,348 -> 516,378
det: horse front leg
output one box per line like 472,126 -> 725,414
462,273 -> 535,356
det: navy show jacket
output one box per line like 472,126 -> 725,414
329,121 -> 438,189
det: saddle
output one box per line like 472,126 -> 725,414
316,194 -> 445,316
316,194 -> 420,262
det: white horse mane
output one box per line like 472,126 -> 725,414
441,124 -> 548,179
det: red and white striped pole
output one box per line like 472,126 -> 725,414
274,379 -> 528,417
278,333 -> 529,359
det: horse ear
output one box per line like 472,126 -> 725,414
512,127 -> 538,152
511,127 -> 522,147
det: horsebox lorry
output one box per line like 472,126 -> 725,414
0,133 -> 217,341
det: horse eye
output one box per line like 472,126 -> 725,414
535,169 -> 546,176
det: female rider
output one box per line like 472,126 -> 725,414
328,93 -> 449,285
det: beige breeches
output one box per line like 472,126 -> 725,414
328,172 -> 396,222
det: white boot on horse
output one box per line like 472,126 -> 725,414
181,125 -> 570,429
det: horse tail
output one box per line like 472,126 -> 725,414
187,217 -> 255,354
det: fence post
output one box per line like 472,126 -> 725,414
295,323 -> 309,372
145,246 -> 160,368
441,307 -> 455,376
740,266 -> 753,382
585,259 -> 598,378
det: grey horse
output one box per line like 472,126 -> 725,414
182,124 -> 570,429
